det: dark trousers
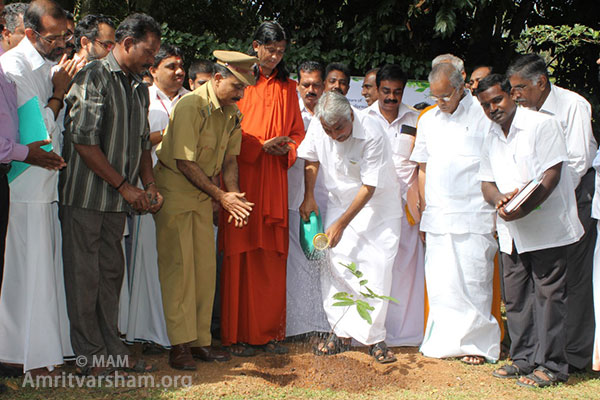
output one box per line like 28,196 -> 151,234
502,244 -> 569,382
0,175 -> 8,292
60,205 -> 129,367
565,168 -> 596,369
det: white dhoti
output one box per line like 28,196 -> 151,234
322,207 -> 401,345
120,213 -> 170,346
385,212 -> 425,346
592,221 -> 600,371
0,202 -> 73,371
420,232 -> 500,361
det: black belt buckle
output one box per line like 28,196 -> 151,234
0,163 -> 11,176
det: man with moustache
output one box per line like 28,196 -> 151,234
60,13 -> 162,376
286,60 -> 329,339
469,65 -> 492,94
361,68 -> 378,107
123,43 -> 188,351
363,64 -> 424,346
188,59 -> 214,90
476,74 -> 582,387
0,3 -> 26,54
507,54 -> 597,373
0,0 -> 82,375
72,14 -> 116,62
410,63 -> 500,364
154,51 -> 257,369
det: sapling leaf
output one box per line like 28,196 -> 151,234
356,304 -> 373,324
333,300 -> 356,307
333,292 -> 350,300
359,279 -> 368,286
378,295 -> 400,303
356,299 -> 375,311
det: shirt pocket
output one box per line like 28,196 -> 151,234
457,133 -> 484,157
394,134 -> 415,159
196,134 -> 217,165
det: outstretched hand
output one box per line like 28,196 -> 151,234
25,139 -> 66,170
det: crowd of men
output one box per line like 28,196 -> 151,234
0,0 -> 599,393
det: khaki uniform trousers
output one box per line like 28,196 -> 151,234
154,191 -> 215,347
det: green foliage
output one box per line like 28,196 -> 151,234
332,262 -> 398,326
516,23 -> 600,140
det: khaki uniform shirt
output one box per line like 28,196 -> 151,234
155,81 -> 242,208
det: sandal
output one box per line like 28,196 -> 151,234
369,341 -> 397,364
228,343 -> 256,357
460,355 -> 486,365
492,363 -> 522,379
259,340 -> 289,355
313,333 -> 350,356
516,366 -> 560,388
123,358 -> 156,373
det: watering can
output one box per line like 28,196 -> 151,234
299,211 -> 329,260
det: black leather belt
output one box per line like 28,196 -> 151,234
0,163 -> 11,176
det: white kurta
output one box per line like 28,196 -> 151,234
285,103 -> 330,337
120,85 -> 188,346
297,113 -> 402,345
363,102 -> 424,346
0,38 -> 73,371
410,92 -> 499,361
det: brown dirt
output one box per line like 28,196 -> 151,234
118,341 -> 503,392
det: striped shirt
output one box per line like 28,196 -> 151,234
60,52 -> 151,212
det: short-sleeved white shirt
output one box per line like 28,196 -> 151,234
363,101 -> 419,199
538,84 -> 597,188
410,91 -> 495,234
297,112 -> 402,217
478,107 -> 583,253
148,84 -> 189,133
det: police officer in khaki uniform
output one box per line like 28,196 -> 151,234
154,50 -> 257,370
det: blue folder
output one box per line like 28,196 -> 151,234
7,96 -> 52,183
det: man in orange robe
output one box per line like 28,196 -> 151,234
220,21 -> 305,355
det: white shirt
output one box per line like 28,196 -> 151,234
298,113 -> 401,217
537,84 -> 597,188
363,101 -> 419,199
478,107 -> 583,253
410,91 -> 495,234
0,38 -> 60,203
148,84 -> 188,133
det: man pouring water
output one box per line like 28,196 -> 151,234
297,91 -> 402,363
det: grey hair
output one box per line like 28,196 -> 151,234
431,53 -> 465,73
2,3 -> 28,33
428,63 -> 464,89
314,91 -> 352,126
506,54 -> 548,86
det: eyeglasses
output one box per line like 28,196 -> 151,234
33,29 -> 73,45
428,87 -> 457,103
95,39 -> 115,51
